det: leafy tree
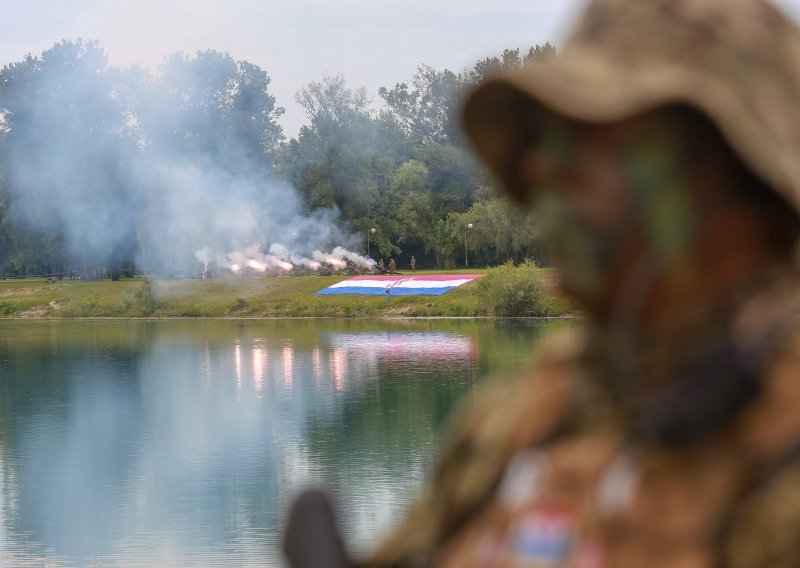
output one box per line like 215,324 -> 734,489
296,73 -> 371,139
0,40 -> 136,279
379,44 -> 555,148
0,42 -> 558,275
434,216 -> 461,268
141,50 -> 284,172
378,65 -> 462,145
396,190 -> 437,258
414,142 -> 482,214
461,43 -> 556,85
280,74 -> 408,259
0,133 -> 12,276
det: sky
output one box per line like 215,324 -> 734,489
2,0 -> 800,137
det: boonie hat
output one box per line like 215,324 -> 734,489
462,0 -> 800,214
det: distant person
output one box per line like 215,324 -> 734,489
388,258 -> 396,273
410,256 -> 416,274
378,259 -> 385,271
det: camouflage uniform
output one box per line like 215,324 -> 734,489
366,1 -> 800,567
370,293 -> 800,567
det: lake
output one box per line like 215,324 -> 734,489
0,318 -> 558,566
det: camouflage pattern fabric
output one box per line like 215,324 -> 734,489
366,287 -> 800,567
722,460 -> 800,568
363,1 -> 800,566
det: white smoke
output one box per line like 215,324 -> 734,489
1,44 -> 364,277
330,246 -> 375,269
210,243 -> 373,275
221,245 -> 293,275
135,161 -> 360,276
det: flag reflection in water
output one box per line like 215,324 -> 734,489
216,329 -> 479,556
234,341 -> 242,390
252,343 -> 267,396
0,321 -> 497,566
228,331 -> 476,396
283,343 -> 294,388
325,331 -> 477,371
330,348 -> 348,391
313,347 -> 322,386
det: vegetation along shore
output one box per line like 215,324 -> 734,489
0,264 -> 570,319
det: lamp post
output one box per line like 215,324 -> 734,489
465,223 -> 473,268
367,227 -> 376,258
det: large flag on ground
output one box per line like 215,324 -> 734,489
316,274 -> 485,296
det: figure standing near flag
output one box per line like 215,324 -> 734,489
410,256 -> 416,274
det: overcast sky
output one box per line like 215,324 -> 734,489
2,0 -> 800,137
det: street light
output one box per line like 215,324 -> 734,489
367,227 -> 376,258
465,223 -> 473,268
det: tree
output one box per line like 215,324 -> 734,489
0,41 -> 557,276
461,43 -> 556,86
378,65 -> 462,145
380,43 -> 556,148
280,74 -> 409,258
296,73 -> 371,139
142,50 -> 284,173
0,40 -> 137,279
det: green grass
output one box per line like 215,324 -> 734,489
0,270 -> 571,319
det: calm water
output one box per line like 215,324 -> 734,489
0,318 -> 557,566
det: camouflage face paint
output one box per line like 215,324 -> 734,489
528,117 -> 632,305
536,190 -> 613,302
621,115 -> 697,264
528,111 -> 704,307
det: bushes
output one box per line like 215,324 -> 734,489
0,300 -> 20,315
477,260 -> 552,317
134,277 -> 159,315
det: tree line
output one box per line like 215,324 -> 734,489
0,40 -> 555,278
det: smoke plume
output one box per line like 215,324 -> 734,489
0,41 -> 365,277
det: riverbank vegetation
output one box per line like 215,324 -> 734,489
0,266 -> 571,319
0,40 -> 555,280
478,261 -> 554,317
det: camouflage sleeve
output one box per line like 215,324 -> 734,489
722,460 -> 800,568
365,332 -> 581,568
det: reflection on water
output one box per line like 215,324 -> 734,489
0,319 -> 558,566
327,331 -> 476,366
253,344 -> 266,396
283,343 -> 294,388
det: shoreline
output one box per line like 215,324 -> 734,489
0,314 -> 578,322
0,270 -> 571,320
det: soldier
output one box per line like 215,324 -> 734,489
367,1 -> 800,567
410,256 -> 416,274
389,258 -> 397,273
286,1 -> 800,567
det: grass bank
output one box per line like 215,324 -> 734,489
0,268 -> 570,319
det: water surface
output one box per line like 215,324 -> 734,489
0,319 -> 557,566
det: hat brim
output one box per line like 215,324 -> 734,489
462,49 -> 792,209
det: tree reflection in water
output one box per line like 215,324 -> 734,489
0,319 -> 559,565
